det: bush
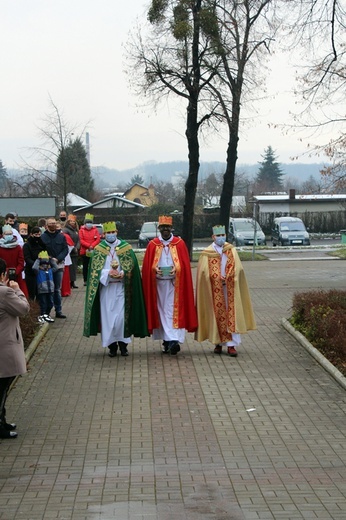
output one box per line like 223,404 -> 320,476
20,300 -> 41,350
290,290 -> 346,376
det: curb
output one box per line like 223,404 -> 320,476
25,322 -> 50,363
10,322 -> 50,393
281,318 -> 346,391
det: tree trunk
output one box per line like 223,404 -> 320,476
182,96 -> 200,258
181,0 -> 202,259
219,95 -> 241,236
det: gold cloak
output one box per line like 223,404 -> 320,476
195,243 -> 256,343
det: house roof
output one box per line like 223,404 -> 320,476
67,192 -> 91,207
73,194 -> 145,213
254,194 -> 346,202
123,183 -> 148,195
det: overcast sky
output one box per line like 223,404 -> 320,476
1,0 -> 328,171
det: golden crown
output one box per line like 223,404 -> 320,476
212,225 -> 226,235
103,221 -> 117,233
38,250 -> 49,260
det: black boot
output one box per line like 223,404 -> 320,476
118,342 -> 129,357
168,341 -> 181,355
108,342 -> 118,357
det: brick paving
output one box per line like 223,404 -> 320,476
0,259 -> 345,519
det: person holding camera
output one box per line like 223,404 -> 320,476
0,225 -> 28,297
0,258 -> 30,439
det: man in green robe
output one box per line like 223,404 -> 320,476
83,221 -> 148,356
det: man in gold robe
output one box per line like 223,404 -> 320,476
195,225 -> 256,356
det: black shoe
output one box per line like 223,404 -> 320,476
169,342 -> 181,355
162,341 -> 169,353
3,422 -> 16,431
108,342 -> 118,357
71,283 -> 78,289
118,342 -> 129,357
0,428 -> 18,439
55,312 -> 67,319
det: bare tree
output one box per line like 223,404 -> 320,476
126,0 -> 219,255
200,0 -> 281,234
287,0 -> 346,190
23,98 -> 89,209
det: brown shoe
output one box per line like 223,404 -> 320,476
214,345 -> 222,354
227,346 -> 238,357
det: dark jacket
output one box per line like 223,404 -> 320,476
63,223 -> 80,257
23,236 -> 46,275
41,230 -> 68,264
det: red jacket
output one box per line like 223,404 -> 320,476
79,226 -> 101,256
0,244 -> 28,297
141,236 -> 197,334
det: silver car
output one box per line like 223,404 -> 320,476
229,218 -> 266,246
137,222 -> 159,248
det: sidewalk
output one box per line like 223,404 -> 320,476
0,259 -> 345,520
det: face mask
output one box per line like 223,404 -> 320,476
60,217 -> 66,222
215,236 -> 226,247
105,233 -> 116,243
85,223 -> 93,230
4,235 -> 13,243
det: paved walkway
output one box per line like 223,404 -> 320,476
0,259 -> 345,520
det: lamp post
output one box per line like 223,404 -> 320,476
249,199 -> 258,261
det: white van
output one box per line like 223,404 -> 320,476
271,217 -> 310,246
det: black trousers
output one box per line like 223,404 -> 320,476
82,256 -> 90,282
0,377 -> 16,425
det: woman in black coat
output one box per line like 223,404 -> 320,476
23,226 -> 45,300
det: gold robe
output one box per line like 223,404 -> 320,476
195,242 -> 256,344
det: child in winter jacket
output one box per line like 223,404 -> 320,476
32,251 -> 58,323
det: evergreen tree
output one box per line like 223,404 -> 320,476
127,174 -> 145,188
56,138 -> 94,200
0,160 -> 8,192
256,146 -> 284,193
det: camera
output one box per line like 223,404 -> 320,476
8,268 -> 16,281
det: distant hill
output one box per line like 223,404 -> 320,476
91,161 -> 326,189
7,161 -> 326,191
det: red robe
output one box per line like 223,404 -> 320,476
61,232 -> 73,297
0,244 -> 28,297
142,236 -> 197,334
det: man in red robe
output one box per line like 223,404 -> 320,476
141,215 -> 197,355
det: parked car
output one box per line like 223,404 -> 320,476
228,218 -> 266,246
137,222 -> 159,248
95,224 -> 104,237
271,217 -> 310,246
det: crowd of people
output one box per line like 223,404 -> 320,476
0,211 -> 101,323
0,211 -> 256,439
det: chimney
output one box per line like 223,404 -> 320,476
289,189 -> 296,200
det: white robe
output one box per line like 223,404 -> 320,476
152,235 -> 185,343
99,240 -> 131,348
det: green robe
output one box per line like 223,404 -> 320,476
83,239 -> 148,339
